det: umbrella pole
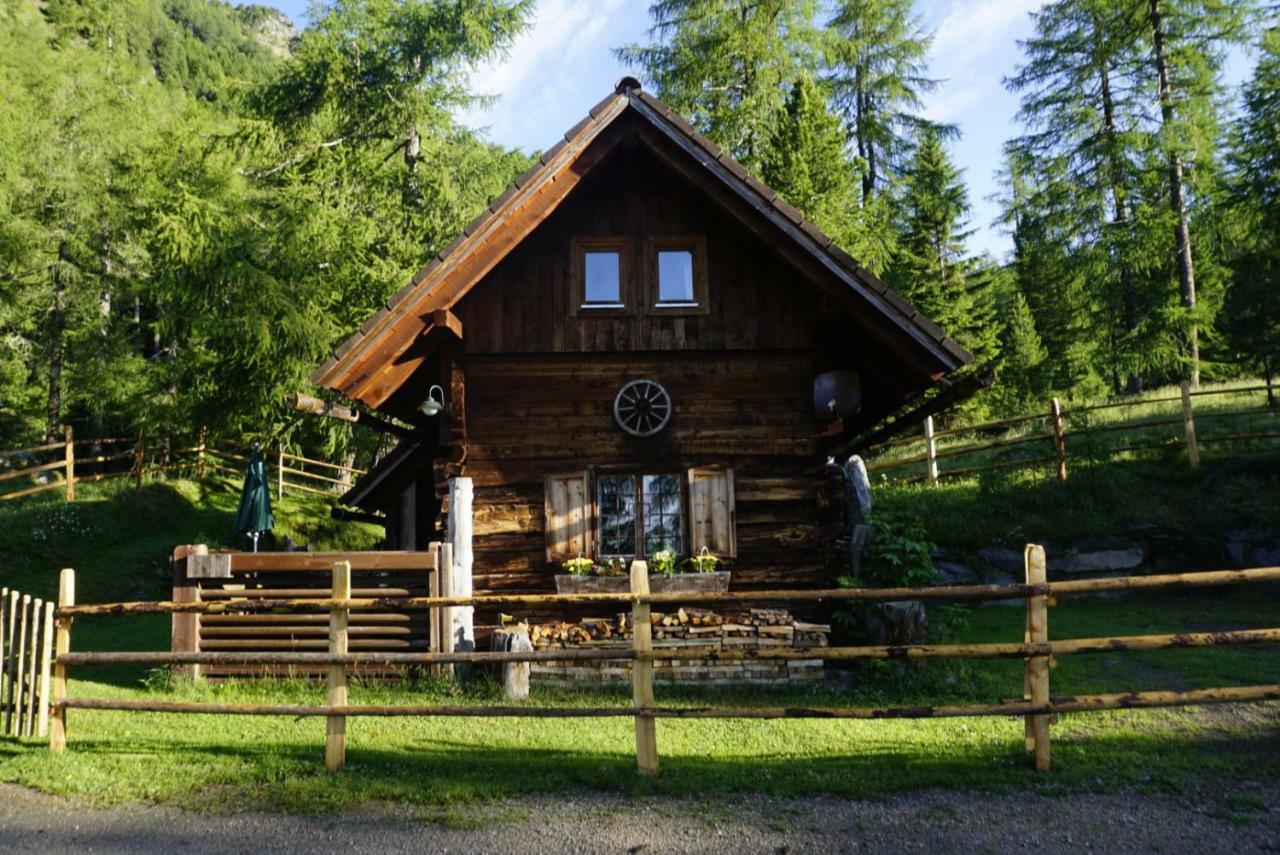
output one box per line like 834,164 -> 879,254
251,532 -> 259,553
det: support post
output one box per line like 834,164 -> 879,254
37,601 -> 53,738
277,446 -> 285,501
1024,544 -> 1050,772
438,542 -> 455,678
24,598 -> 42,736
1050,398 -> 1067,482
63,425 -> 75,502
427,542 -> 442,677
49,568 -> 74,753
1180,380 -> 1199,467
630,560 -> 659,776
447,477 -> 475,658
923,416 -> 938,486
171,545 -> 204,680
325,560 -> 350,772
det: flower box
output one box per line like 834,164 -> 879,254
553,571 -> 731,595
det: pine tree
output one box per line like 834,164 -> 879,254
760,77 -> 858,244
994,288 -> 1051,414
616,0 -> 820,168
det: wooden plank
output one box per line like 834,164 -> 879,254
23,598 -> 42,736
229,552 -> 435,572
37,601 -> 53,738
64,425 -> 75,502
326,561 -> 351,772
630,560 -> 659,776
48,570 -> 73,752
10,594 -> 29,736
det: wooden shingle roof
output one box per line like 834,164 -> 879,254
312,77 -> 971,410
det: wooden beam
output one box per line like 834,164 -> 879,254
326,98 -> 629,404
286,393 -> 414,439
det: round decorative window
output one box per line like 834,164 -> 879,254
613,379 -> 672,437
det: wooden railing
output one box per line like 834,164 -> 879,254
867,382 -> 1279,484
0,430 -> 367,503
38,550 -> 1280,775
0,586 -> 55,738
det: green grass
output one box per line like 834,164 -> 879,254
872,378 -> 1280,482
0,474 -> 1277,812
875,450 -> 1280,552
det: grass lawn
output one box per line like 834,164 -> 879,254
0,475 -> 1277,811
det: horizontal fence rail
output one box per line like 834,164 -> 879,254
36,551 -> 1280,778
866,382 -> 1278,485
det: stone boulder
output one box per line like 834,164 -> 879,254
865,600 -> 927,646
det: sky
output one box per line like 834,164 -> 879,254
264,0 -> 1251,260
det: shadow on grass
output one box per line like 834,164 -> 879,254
4,710 -> 1278,811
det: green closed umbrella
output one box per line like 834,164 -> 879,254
235,443 -> 275,552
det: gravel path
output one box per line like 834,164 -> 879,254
2,781 -> 1279,853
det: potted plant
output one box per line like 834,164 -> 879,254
553,550 -> 731,594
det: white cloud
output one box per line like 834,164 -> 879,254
458,0 -> 637,147
922,0 -> 1045,124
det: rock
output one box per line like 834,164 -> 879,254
933,559 -> 978,585
1051,549 -> 1145,575
864,600 -> 927,646
977,546 -> 1024,576
842,456 -> 873,524
848,523 -> 876,581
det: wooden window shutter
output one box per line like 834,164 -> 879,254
687,467 -> 736,558
544,471 -> 594,561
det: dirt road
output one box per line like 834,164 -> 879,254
2,780 -> 1278,853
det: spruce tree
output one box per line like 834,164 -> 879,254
760,77 -> 858,246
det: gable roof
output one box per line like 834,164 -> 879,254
312,77 -> 971,411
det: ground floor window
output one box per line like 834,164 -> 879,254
598,472 -> 682,558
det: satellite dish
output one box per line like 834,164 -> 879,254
813,370 -> 862,421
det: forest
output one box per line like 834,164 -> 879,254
1,0 -> 1277,460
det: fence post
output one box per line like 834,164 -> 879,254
923,416 -> 938,486
63,426 -> 75,502
1180,380 -> 1200,467
630,560 -> 659,776
134,429 -> 145,492
196,428 -> 207,480
277,446 -> 285,502
1050,398 -> 1067,482
23,598 -> 42,736
0,587 -> 6,721
427,542 -> 442,678
37,601 -> 53,738
1024,544 -> 1050,772
326,560 -> 351,772
49,569 -> 73,753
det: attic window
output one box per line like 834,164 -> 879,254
647,236 -> 708,314
571,237 -> 631,315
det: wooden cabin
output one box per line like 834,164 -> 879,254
311,78 -> 972,642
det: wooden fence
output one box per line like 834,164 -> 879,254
0,586 -> 55,739
867,382 -> 1280,484
38,550 -> 1280,775
0,430 -> 366,503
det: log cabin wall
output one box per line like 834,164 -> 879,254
448,138 -> 845,629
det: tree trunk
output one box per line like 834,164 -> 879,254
1099,62 -> 1142,395
46,241 -> 67,441
1148,0 -> 1200,388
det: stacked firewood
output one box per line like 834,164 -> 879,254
529,608 -> 830,646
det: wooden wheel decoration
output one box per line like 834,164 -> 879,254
613,379 -> 672,437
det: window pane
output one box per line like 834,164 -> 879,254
584,251 -> 621,303
642,474 -> 682,555
598,474 -> 636,556
657,251 -> 694,302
